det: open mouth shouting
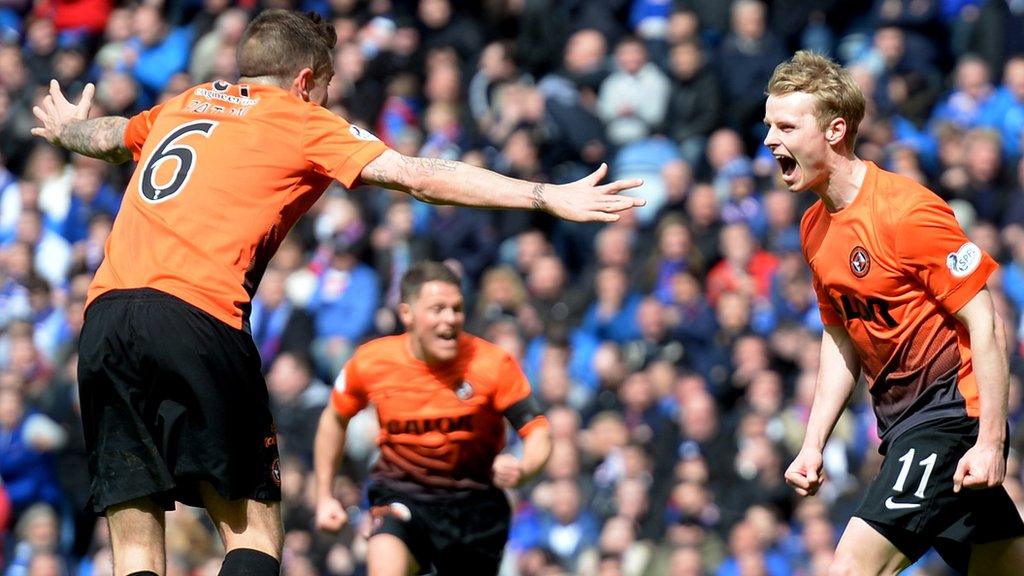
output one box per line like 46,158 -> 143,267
775,153 -> 797,181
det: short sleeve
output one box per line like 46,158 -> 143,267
492,354 -> 547,437
302,106 -> 389,188
895,199 -> 997,314
812,275 -> 843,326
330,358 -> 368,418
493,354 -> 532,412
124,103 -> 165,161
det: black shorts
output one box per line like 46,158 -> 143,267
78,288 -> 281,514
855,417 -> 1024,572
367,482 -> 511,575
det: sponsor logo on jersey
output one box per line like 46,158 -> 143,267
946,242 -> 982,278
830,293 -> 899,328
850,246 -> 871,278
386,415 -> 473,435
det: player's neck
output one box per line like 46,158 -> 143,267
238,76 -> 287,90
816,154 -> 867,213
404,333 -> 456,366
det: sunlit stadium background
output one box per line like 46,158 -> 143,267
2,1 -> 1023,575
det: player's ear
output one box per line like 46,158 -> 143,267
397,302 -> 414,329
290,67 -> 315,102
825,117 -> 847,146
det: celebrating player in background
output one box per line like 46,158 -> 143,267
30,9 -> 635,576
314,261 -> 551,576
769,51 -> 1024,574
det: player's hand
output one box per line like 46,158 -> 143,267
785,447 -> 825,497
953,442 -> 1005,493
315,497 -> 349,534
31,79 -> 95,147
544,163 -> 644,223
492,453 -> 524,489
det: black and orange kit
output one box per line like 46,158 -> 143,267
78,81 -> 389,513
331,333 -> 548,575
801,161 -> 1024,568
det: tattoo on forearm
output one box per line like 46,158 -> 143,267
59,117 -> 131,164
531,183 -> 546,211
401,156 -> 458,175
373,154 -> 459,189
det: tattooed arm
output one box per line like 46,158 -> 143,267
51,117 -> 131,164
360,149 -> 645,223
32,80 -> 132,164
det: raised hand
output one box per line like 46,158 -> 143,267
32,80 -> 95,147
543,163 -> 645,223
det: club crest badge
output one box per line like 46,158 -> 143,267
455,380 -> 474,401
850,246 -> 870,278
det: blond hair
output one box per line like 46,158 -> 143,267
766,51 -> 866,145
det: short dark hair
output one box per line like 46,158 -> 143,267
400,261 -> 461,303
237,10 -> 337,82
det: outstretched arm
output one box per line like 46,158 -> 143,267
360,149 -> 644,223
32,80 -> 132,164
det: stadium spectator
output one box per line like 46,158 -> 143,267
248,266 -> 315,372
979,55 -> 1024,160
5,3 -> 1024,575
580,265 -> 641,345
124,3 -> 191,106
664,39 -> 722,168
538,28 -> 608,108
308,235 -> 380,378
715,0 -> 785,147
929,54 -> 996,132
266,352 -> 327,467
596,36 -> 670,147
704,222 -> 778,307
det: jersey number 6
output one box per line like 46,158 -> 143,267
139,120 -> 218,203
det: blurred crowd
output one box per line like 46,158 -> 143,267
3,0 -> 1024,575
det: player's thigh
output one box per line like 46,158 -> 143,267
106,496 -> 167,576
831,517 -> 913,576
430,490 -> 510,576
78,294 -> 180,513
968,536 -> 1024,576
144,295 -> 282,508
199,481 -> 282,559
367,533 -> 420,576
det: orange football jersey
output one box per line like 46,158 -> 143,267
801,162 -> 997,448
87,81 -> 389,330
331,333 -> 547,494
